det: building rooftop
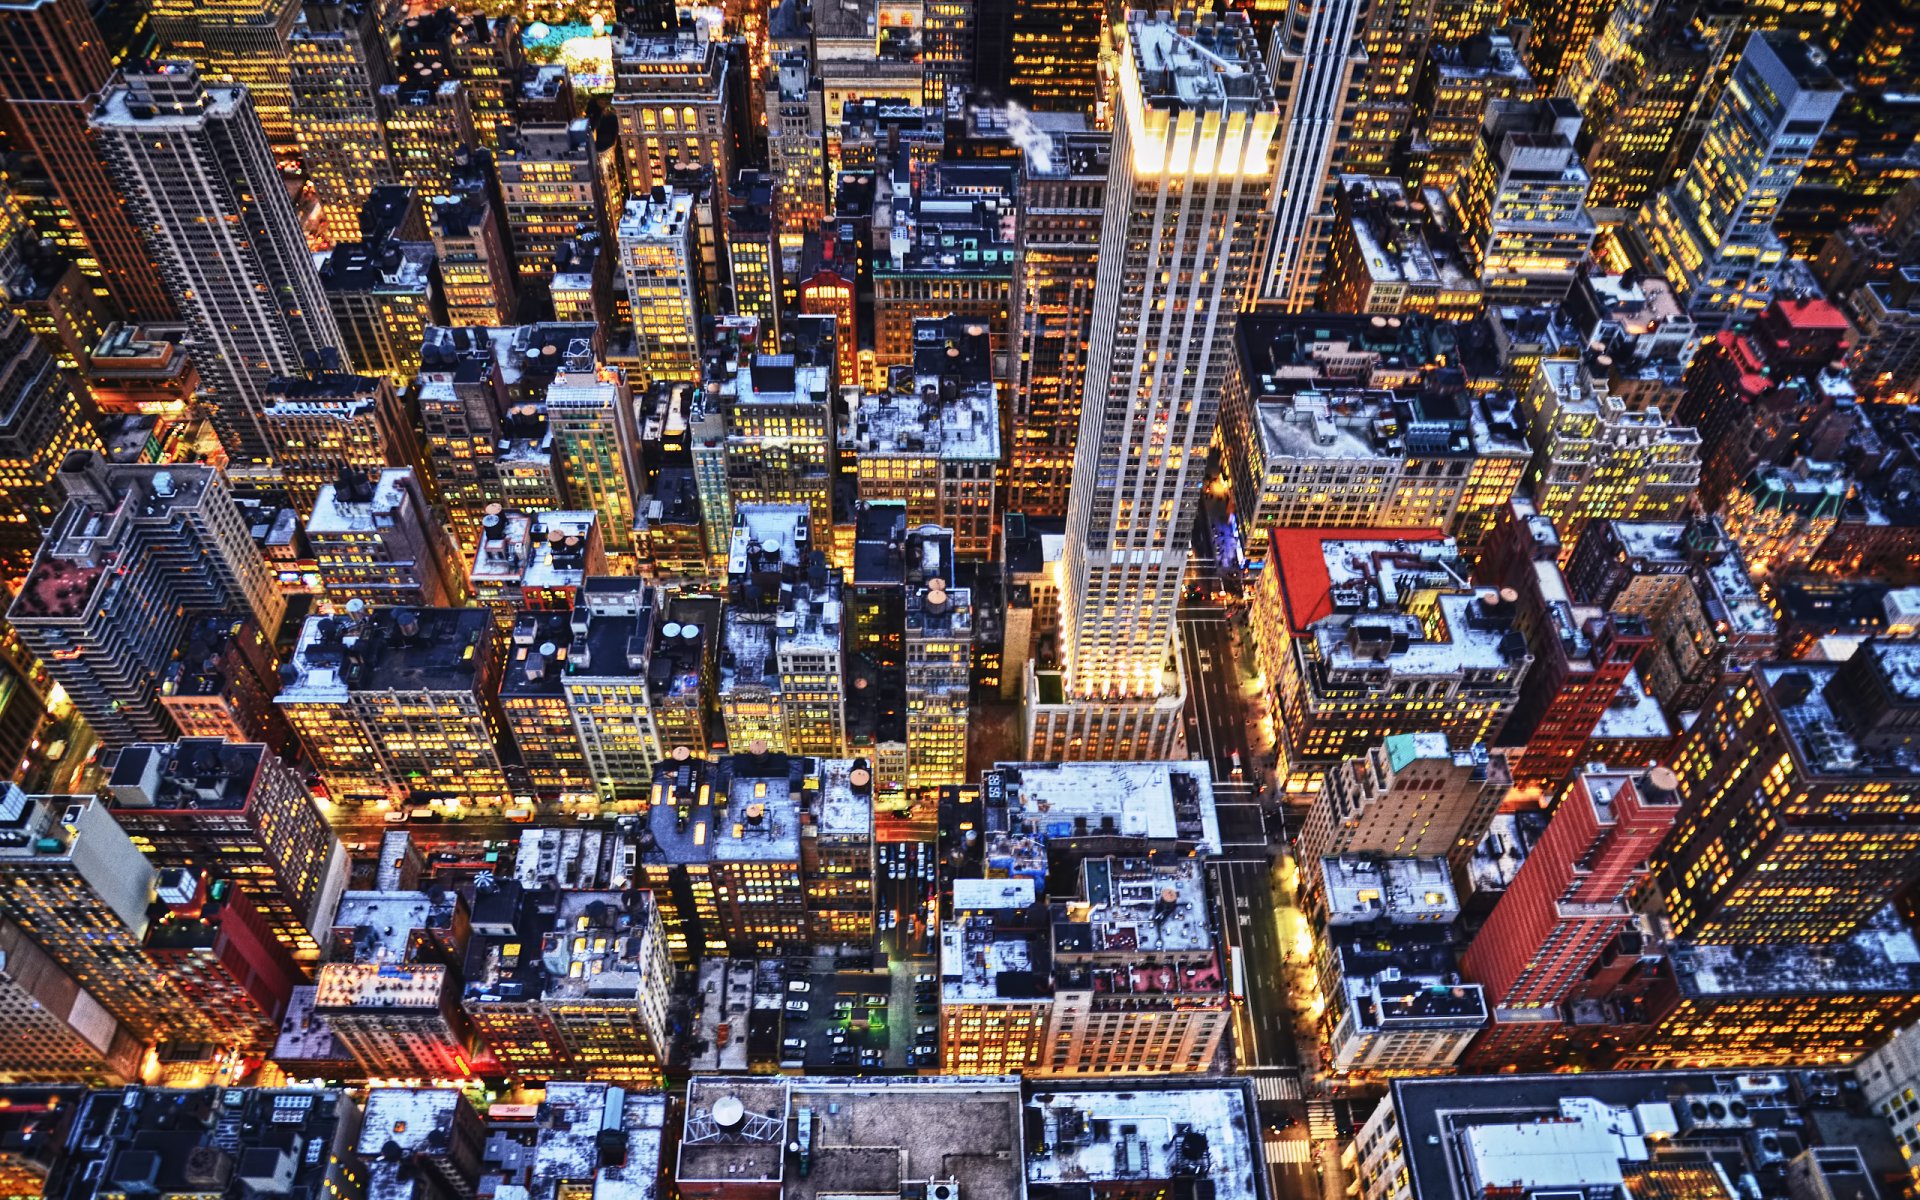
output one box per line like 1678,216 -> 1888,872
107,738 -> 264,811
1125,11 -> 1273,113
942,906 -> 1050,1005
983,762 -> 1223,880
1026,1082 -> 1261,1200
812,758 -> 874,840
1672,904 -> 1920,996
679,1077 -> 1025,1200
357,1088 -> 468,1159
1385,1069 -> 1887,1200
307,468 -> 417,536
280,606 -> 491,703
1320,856 -> 1460,925
531,1085 -> 666,1200
328,888 -> 454,963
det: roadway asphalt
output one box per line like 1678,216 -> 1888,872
1182,603 -> 1321,1200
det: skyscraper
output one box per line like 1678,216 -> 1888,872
617,189 -> 702,383
1648,650 -> 1920,944
0,0 -> 174,317
289,0 -> 395,248
8,455 -> 286,746
1008,121 -> 1107,518
1636,32 -> 1843,326
1027,10 -> 1279,762
1448,98 -> 1597,303
0,311 -> 103,579
91,64 -> 344,466
148,0 -> 303,151
1260,0 -> 1367,309
1461,765 -> 1680,1007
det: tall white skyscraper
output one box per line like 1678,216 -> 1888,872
92,63 -> 343,465
1261,0 -> 1366,309
1635,32 -> 1841,327
1026,10 -> 1280,761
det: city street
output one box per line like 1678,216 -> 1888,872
1181,603 -> 1323,1200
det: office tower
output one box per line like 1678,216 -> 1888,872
0,312 -> 102,579
1408,31 -> 1533,192
0,917 -> 143,1081
844,316 -> 1001,558
796,260 -> 857,386
1219,321 -> 1532,553
1637,33 -> 1842,326
1250,532 -> 1533,796
618,190 -> 702,382
498,121 -> 609,283
1029,11 -> 1278,762
144,869 -> 304,1052
91,64 -> 344,466
726,173 -> 778,326
703,344 -> 835,545
9,456 -> 285,745
1677,297 -> 1855,509
918,0 -> 972,106
938,882 -> 1052,1073
1297,733 -> 1511,872
719,506 -> 845,755
149,0 -> 303,150
429,188 -> 515,326
981,0 -> 1103,111
497,611 -> 593,807
844,505 -> 913,791
1324,174 -> 1475,314
1514,0 -> 1619,97
1477,500 -> 1653,795
794,758 -> 875,944
1447,98 -> 1597,303
765,46 -> 825,266
379,62 -> 476,204
317,894 -> 472,1077
158,614 -> 293,749
642,754 -> 808,956
565,583 -> 717,805
1559,0 -> 1737,211
1522,358 -> 1702,546
1566,515 -> 1775,712
1007,122 -> 1106,519
1850,272 -> 1920,403
261,369 -> 414,513
902,527 -> 970,788
1648,651 -> 1920,944
0,0 -> 173,317
871,162 -> 1016,377
611,18 -> 732,209
309,467 -> 461,607
290,0 -> 395,248
1462,765 -> 1679,1008
318,193 -> 445,386
107,738 -> 349,965
280,605 -> 508,812
1314,857 -> 1488,1073
1264,0 -> 1385,296
1043,856 -> 1230,1075
0,790 -> 209,1041
462,888 -> 672,1079
397,9 -> 522,148
545,343 -> 641,566
550,234 -> 611,326
413,323 -> 576,551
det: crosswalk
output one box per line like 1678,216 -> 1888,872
1307,1100 -> 1339,1142
1251,1073 -> 1301,1101
1265,1139 -> 1312,1164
